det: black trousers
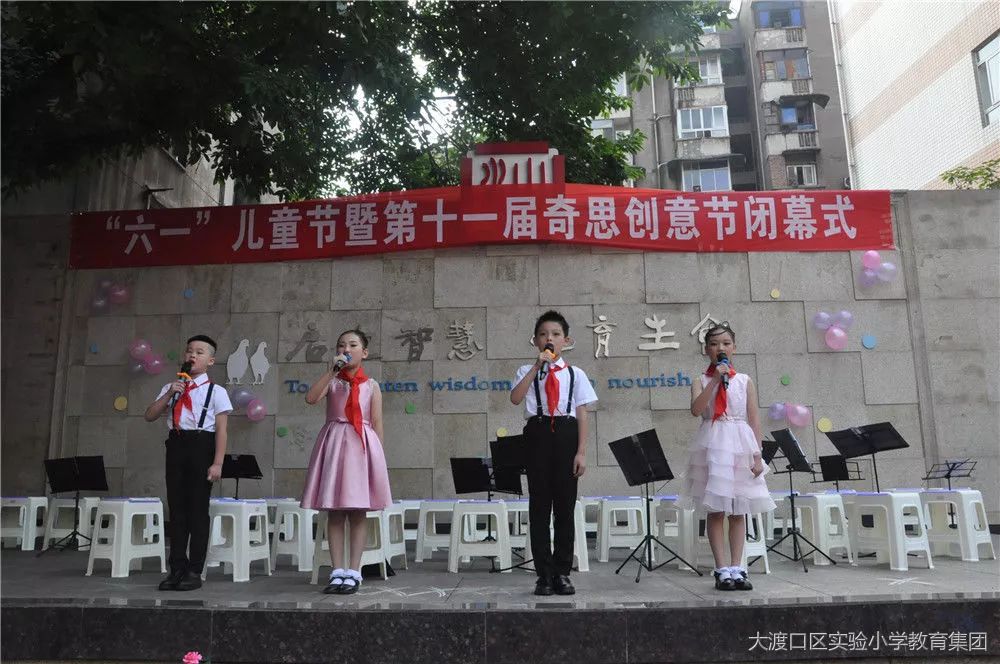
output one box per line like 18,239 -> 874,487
524,416 -> 579,579
164,430 -> 215,574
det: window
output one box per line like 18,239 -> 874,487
683,161 -> 732,192
787,164 -> 817,186
591,119 -> 615,141
975,32 -> 1000,125
755,1 -> 803,29
698,20 -> 718,34
697,56 -> 722,85
778,101 -> 815,131
613,73 -> 629,98
678,106 -> 730,139
761,49 -> 810,81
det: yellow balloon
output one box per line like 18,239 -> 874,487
113,396 -> 128,412
816,417 -> 833,433
770,288 -> 781,299
496,427 -> 509,438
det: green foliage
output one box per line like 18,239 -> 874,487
940,158 -> 1000,190
2,1 -> 724,199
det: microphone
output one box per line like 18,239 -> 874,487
331,352 -> 352,372
716,351 -> 730,390
540,343 -> 555,375
168,361 -> 194,412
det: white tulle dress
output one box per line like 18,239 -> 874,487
682,373 -> 776,515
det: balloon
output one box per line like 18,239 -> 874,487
877,261 -> 898,283
787,404 -> 811,427
833,310 -> 854,330
128,339 -> 153,361
812,311 -> 832,331
768,402 -> 787,421
231,387 -> 256,409
108,283 -> 130,305
246,399 -> 267,422
91,294 -> 110,314
859,268 -> 879,288
129,360 -> 146,374
861,250 -> 881,270
143,353 -> 166,375
825,326 -> 849,350
98,278 -> 114,292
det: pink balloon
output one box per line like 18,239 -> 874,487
246,399 -> 267,422
825,326 -> 849,350
98,278 -> 114,292
129,339 -> 153,361
787,404 -> 811,427
861,250 -> 881,270
143,353 -> 166,375
109,283 -> 130,305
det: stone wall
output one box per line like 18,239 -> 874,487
2,191 -> 998,521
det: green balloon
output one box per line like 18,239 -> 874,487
404,403 -> 416,414
276,426 -> 289,437
780,375 -> 791,386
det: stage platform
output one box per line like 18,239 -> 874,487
2,542 -> 998,663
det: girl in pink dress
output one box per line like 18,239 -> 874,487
683,322 -> 775,591
301,329 -> 392,594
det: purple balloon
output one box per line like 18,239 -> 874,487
143,353 -> 166,375
129,359 -> 146,374
91,294 -> 110,314
98,278 -> 114,292
833,310 -> 854,330
768,402 -> 787,421
246,399 -> 267,422
877,261 -> 898,282
129,338 -> 153,361
231,387 -> 255,409
109,283 -> 130,305
859,268 -> 879,288
812,311 -> 832,331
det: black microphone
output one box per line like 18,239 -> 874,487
331,352 -> 352,372
540,343 -> 555,375
716,351 -> 730,390
168,361 -> 194,412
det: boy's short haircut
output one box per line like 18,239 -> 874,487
187,334 -> 218,354
533,310 -> 569,337
338,328 -> 370,349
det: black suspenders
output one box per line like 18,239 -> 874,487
533,365 -> 575,417
197,383 -> 214,430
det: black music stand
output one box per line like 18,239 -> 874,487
486,435 -> 536,573
221,454 -> 263,499
810,455 -> 864,492
763,429 -> 837,572
609,429 -> 701,582
38,456 -> 109,555
450,455 -> 522,571
824,422 -> 909,493
923,459 -> 976,527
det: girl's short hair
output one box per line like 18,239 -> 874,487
338,328 -> 370,349
704,321 -> 736,343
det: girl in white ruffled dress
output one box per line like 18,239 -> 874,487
683,322 -> 775,591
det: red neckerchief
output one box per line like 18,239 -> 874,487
337,366 -> 368,441
704,361 -> 736,421
172,378 -> 202,429
545,363 -> 565,430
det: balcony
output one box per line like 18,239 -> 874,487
753,27 -> 807,52
674,85 -> 726,109
764,130 -> 819,156
672,31 -> 722,53
676,136 -> 732,160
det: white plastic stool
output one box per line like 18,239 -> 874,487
1,497 -> 47,551
850,492 -> 933,571
382,503 -> 408,570
447,500 -> 511,573
414,500 -> 456,562
798,493 -> 854,564
597,497 -> 645,563
310,509 -> 389,583
86,498 -> 166,578
579,496 -> 601,540
922,489 -> 996,562
505,499 -> 530,549
270,503 -> 318,572
655,497 -> 697,570
398,499 -> 422,542
203,498 -> 272,582
742,512 -> 771,573
265,498 -> 299,541
521,499 -> 590,572
45,496 -> 101,548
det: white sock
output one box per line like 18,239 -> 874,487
342,569 -> 361,587
328,568 -> 345,584
728,566 -> 746,577
714,567 -> 732,580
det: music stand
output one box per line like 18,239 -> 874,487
39,456 -> 109,554
809,455 -> 864,492
486,435 -> 536,573
923,458 -> 976,527
824,422 -> 909,493
764,429 -> 837,571
608,429 -> 701,582
221,454 -> 262,499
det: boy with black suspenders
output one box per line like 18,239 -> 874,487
144,335 -> 232,591
510,311 -> 598,596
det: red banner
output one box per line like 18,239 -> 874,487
69,184 -> 893,269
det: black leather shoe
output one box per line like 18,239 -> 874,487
339,578 -> 360,595
713,570 -> 735,591
551,575 -> 575,596
534,576 -> 554,596
175,571 -> 203,591
732,569 -> 753,591
158,570 -> 184,591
